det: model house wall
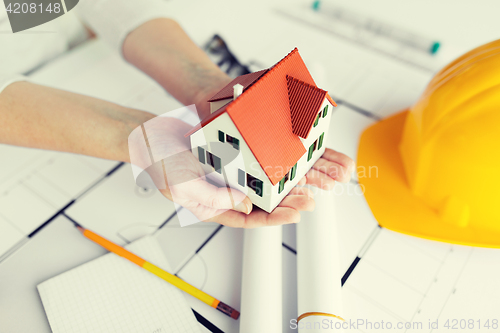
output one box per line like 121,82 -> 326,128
209,98 -> 232,114
268,98 -> 333,210
190,112 -> 276,212
190,97 -> 333,213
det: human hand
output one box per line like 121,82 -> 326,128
297,148 -> 355,189
129,114 -> 355,228
128,115 -> 322,228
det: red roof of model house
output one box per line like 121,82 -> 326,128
287,75 -> 330,139
186,48 -> 336,185
207,69 -> 268,102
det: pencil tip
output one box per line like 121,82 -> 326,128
76,226 -> 84,232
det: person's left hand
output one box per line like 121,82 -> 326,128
128,114 -> 354,228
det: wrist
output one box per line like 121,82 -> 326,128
116,107 -> 156,163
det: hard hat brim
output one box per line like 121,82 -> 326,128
357,110 -> 500,248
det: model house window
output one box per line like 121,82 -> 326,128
218,130 -> 225,143
247,173 -> 263,197
278,171 -> 289,194
198,147 -> 205,164
290,163 -> 297,181
318,132 -> 325,150
206,151 -> 221,174
226,134 -> 240,150
307,140 -> 317,161
238,169 -> 245,187
322,105 -> 328,118
313,112 -> 321,127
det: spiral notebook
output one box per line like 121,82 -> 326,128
37,236 -> 202,333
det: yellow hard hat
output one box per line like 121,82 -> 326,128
357,39 -> 500,248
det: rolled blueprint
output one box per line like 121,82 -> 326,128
296,189 -> 343,332
240,226 -> 282,333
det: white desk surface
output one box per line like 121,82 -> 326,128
1,0 -> 500,332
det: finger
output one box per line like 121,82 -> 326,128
322,148 -> 355,171
208,210 -> 246,227
265,207 -> 302,225
312,157 -> 351,183
288,186 -> 314,198
208,208 -> 262,228
203,187 -> 316,228
246,207 -> 301,227
173,179 -> 252,214
305,169 -> 336,190
297,176 -> 307,186
208,187 -> 315,227
278,192 -> 315,212
210,205 -> 301,228
190,204 -> 229,223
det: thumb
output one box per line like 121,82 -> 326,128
172,178 -> 253,214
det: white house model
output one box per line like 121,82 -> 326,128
186,48 -> 336,213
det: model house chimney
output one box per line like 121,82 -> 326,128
233,84 -> 243,100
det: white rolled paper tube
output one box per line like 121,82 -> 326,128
240,226 -> 283,333
297,189 -> 343,332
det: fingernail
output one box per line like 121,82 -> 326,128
235,201 -> 249,214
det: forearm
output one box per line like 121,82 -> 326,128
0,81 -> 155,162
0,18 -> 231,163
122,18 -> 231,119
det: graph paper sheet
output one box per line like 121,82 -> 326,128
37,236 -> 201,333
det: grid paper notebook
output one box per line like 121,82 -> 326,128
37,236 -> 202,333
